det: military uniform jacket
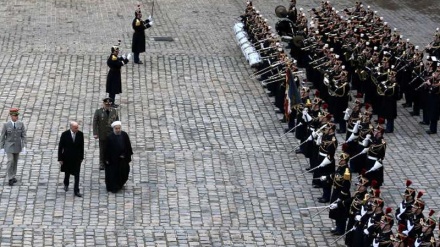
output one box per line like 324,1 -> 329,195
106,55 -> 125,95
132,17 -> 151,53
93,108 -> 119,140
0,121 -> 27,153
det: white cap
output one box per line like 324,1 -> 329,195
335,54 -> 340,59
264,18 -> 268,22
332,7 -> 335,10
268,26 -> 272,29
374,46 -> 378,50
391,65 -> 395,69
366,42 -> 370,45
374,11 -> 377,14
406,39 -> 410,42
420,62 -> 424,66
415,46 -> 419,50
368,5 -> 370,9
277,48 -> 283,52
400,35 -> 403,38
330,48 -> 334,52
256,10 -> 260,14
380,17 -> 383,20
384,22 -> 388,25
302,13 -> 305,16
300,8 -> 303,11
111,121 -> 122,128
342,65 -> 345,69
315,30 -> 319,34
324,44 -> 329,48
437,28 -> 439,31
361,33 -> 364,37
394,28 -> 397,31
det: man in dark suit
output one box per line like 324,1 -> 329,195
105,121 -> 133,193
58,121 -> 84,197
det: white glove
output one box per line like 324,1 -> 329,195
355,215 -> 361,221
396,202 -> 405,220
316,133 -> 323,145
312,131 -> 318,138
363,228 -> 369,235
149,21 -> 154,26
306,134 -> 313,141
414,238 -> 422,247
366,160 -> 383,173
402,230 -> 409,235
367,217 -> 374,228
362,137 -> 371,147
0,149 -> 4,155
20,147 -> 27,154
361,205 -> 367,216
320,175 -> 327,181
346,132 -> 358,142
148,15 -> 152,21
407,219 -> 414,232
329,203 -> 338,210
343,108 -> 351,120
127,53 -> 132,60
361,147 -> 369,154
122,54 -> 127,59
318,157 -> 332,168
372,239 -> 379,247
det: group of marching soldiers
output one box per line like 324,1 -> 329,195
239,1 -> 440,246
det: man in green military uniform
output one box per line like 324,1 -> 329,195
93,98 -> 119,170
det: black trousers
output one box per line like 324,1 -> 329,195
64,172 -> 80,193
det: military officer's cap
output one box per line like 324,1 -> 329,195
9,108 -> 19,116
403,179 -> 416,198
103,97 -> 113,105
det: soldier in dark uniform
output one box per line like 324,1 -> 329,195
363,194 -> 386,247
314,122 -> 338,203
345,172 -> 370,247
395,180 -> 417,227
404,192 -> 426,243
372,208 -> 395,247
132,5 -> 153,64
327,150 -> 351,235
425,66 -> 440,134
414,209 -> 436,247
377,66 -> 399,133
93,98 -> 120,170
365,121 -> 386,187
106,44 -> 129,108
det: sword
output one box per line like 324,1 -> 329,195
329,227 -> 354,245
151,0 -> 155,19
298,205 -> 330,210
310,206 -> 330,218
277,122 -> 302,139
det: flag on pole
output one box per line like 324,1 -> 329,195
284,68 -> 302,121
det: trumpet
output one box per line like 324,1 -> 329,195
250,61 -> 286,78
301,44 -> 317,51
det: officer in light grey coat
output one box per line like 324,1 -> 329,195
0,108 -> 27,186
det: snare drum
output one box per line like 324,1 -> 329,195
233,22 -> 244,34
248,52 -> 262,66
235,31 -> 248,44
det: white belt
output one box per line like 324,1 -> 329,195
367,155 -> 377,161
347,128 -> 353,132
319,152 -> 327,157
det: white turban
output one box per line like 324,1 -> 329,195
111,121 -> 122,128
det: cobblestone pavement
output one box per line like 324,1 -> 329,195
0,0 -> 438,246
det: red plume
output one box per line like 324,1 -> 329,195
398,224 -> 405,233
378,117 -> 385,124
356,92 -> 363,98
417,191 -> 424,199
386,207 -> 392,214
406,179 -> 412,187
315,90 -> 320,97
322,103 -> 328,109
374,189 -> 381,197
371,180 -> 378,189
361,169 -> 367,176
429,209 -> 435,217
364,103 -> 371,109
342,143 -> 349,152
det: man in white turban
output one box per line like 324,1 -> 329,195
104,121 -> 133,193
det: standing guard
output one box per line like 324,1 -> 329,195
132,5 -> 153,64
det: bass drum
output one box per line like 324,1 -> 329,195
275,18 -> 297,37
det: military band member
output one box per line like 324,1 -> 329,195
414,210 -> 436,247
395,180 -> 417,227
106,43 -> 129,108
364,121 -> 386,186
372,208 -> 395,247
132,5 -> 153,64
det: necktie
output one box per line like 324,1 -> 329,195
13,123 -> 15,129
72,133 -> 76,142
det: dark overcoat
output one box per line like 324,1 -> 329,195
58,130 -> 84,175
